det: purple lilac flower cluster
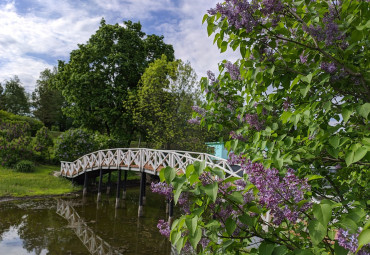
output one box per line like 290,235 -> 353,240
243,114 -> 265,131
337,228 -> 370,254
303,6 -> 345,47
187,116 -> 201,125
320,62 -> 337,74
208,0 -> 284,33
224,61 -> 241,80
242,161 -> 311,225
207,70 -> 218,85
151,182 -> 173,200
191,106 -> 207,116
157,219 -> 171,238
230,131 -> 246,142
283,98 -> 291,111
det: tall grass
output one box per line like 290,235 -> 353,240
0,164 -> 80,197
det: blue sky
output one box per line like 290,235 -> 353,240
0,0 -> 238,92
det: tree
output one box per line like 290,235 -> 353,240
1,76 -> 30,115
158,1 -> 369,254
32,68 -> 67,130
55,19 -> 174,145
133,55 -> 217,151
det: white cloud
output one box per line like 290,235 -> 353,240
0,0 -> 239,92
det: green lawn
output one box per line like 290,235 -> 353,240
0,164 -> 80,197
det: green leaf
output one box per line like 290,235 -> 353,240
193,161 -> 205,175
353,146 -> 368,163
342,107 -> 352,123
189,228 -> 202,249
308,219 -> 326,245
227,191 -> 244,204
259,242 -> 275,255
357,103 -> 370,119
272,245 -> 288,255
174,188 -> 182,204
164,166 -> 176,183
329,136 -> 340,149
284,136 -> 293,147
327,146 -> 339,159
334,241 -> 349,255
300,84 -> 310,97
306,175 -> 324,181
239,214 -> 256,227
185,215 -> 198,236
220,41 -> 228,53
202,14 -> 209,24
345,149 -> 354,166
204,182 -> 218,202
301,73 -> 313,84
358,229 -> 370,250
313,203 -> 332,227
225,217 -> 236,236
211,167 -> 225,179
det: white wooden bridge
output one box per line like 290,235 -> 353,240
60,148 -> 241,216
60,148 -> 241,178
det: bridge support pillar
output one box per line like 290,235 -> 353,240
83,171 -> 88,197
115,170 -> 122,208
168,199 -> 174,223
138,171 -> 146,217
122,170 -> 127,199
106,171 -> 111,195
97,168 -> 103,202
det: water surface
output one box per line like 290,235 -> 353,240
0,187 -> 172,254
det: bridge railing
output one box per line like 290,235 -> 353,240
60,148 -> 241,178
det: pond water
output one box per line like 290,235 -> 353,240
0,187 -> 172,254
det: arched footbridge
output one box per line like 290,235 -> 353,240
60,148 -> 242,216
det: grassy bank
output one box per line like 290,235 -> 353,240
0,164 -> 80,197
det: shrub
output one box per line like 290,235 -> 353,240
33,127 -> 54,160
54,128 -> 96,161
14,160 -> 35,173
0,110 -> 43,136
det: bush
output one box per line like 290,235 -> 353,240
0,110 -> 43,136
54,128 -> 96,161
33,127 -> 54,160
14,160 -> 35,173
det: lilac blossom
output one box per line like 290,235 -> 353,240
191,105 -> 207,116
234,159 -> 312,225
337,228 -> 370,254
321,62 -> 337,74
224,61 -> 241,80
244,114 -> 265,131
188,116 -> 201,125
207,70 -> 218,85
300,53 -> 308,64
157,219 -> 171,238
230,131 -> 246,142
151,182 -> 173,200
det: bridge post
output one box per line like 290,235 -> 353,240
115,170 -> 122,208
97,168 -> 103,202
168,199 -> 174,223
122,170 -> 127,199
83,171 -> 88,197
106,171 -> 111,194
138,171 -> 146,217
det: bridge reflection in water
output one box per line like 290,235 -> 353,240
56,199 -> 123,255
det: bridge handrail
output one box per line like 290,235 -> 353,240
60,148 -> 240,178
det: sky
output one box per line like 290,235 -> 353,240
0,0 -> 239,92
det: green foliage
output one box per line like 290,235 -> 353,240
163,0 -> 369,254
14,160 -> 35,173
54,128 -> 96,161
0,118 -> 33,167
33,127 -> 54,160
0,110 -> 43,136
132,55 -> 220,151
32,68 -> 69,130
54,19 -> 174,143
0,76 -> 30,115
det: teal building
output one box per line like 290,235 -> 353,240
205,142 -> 228,159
